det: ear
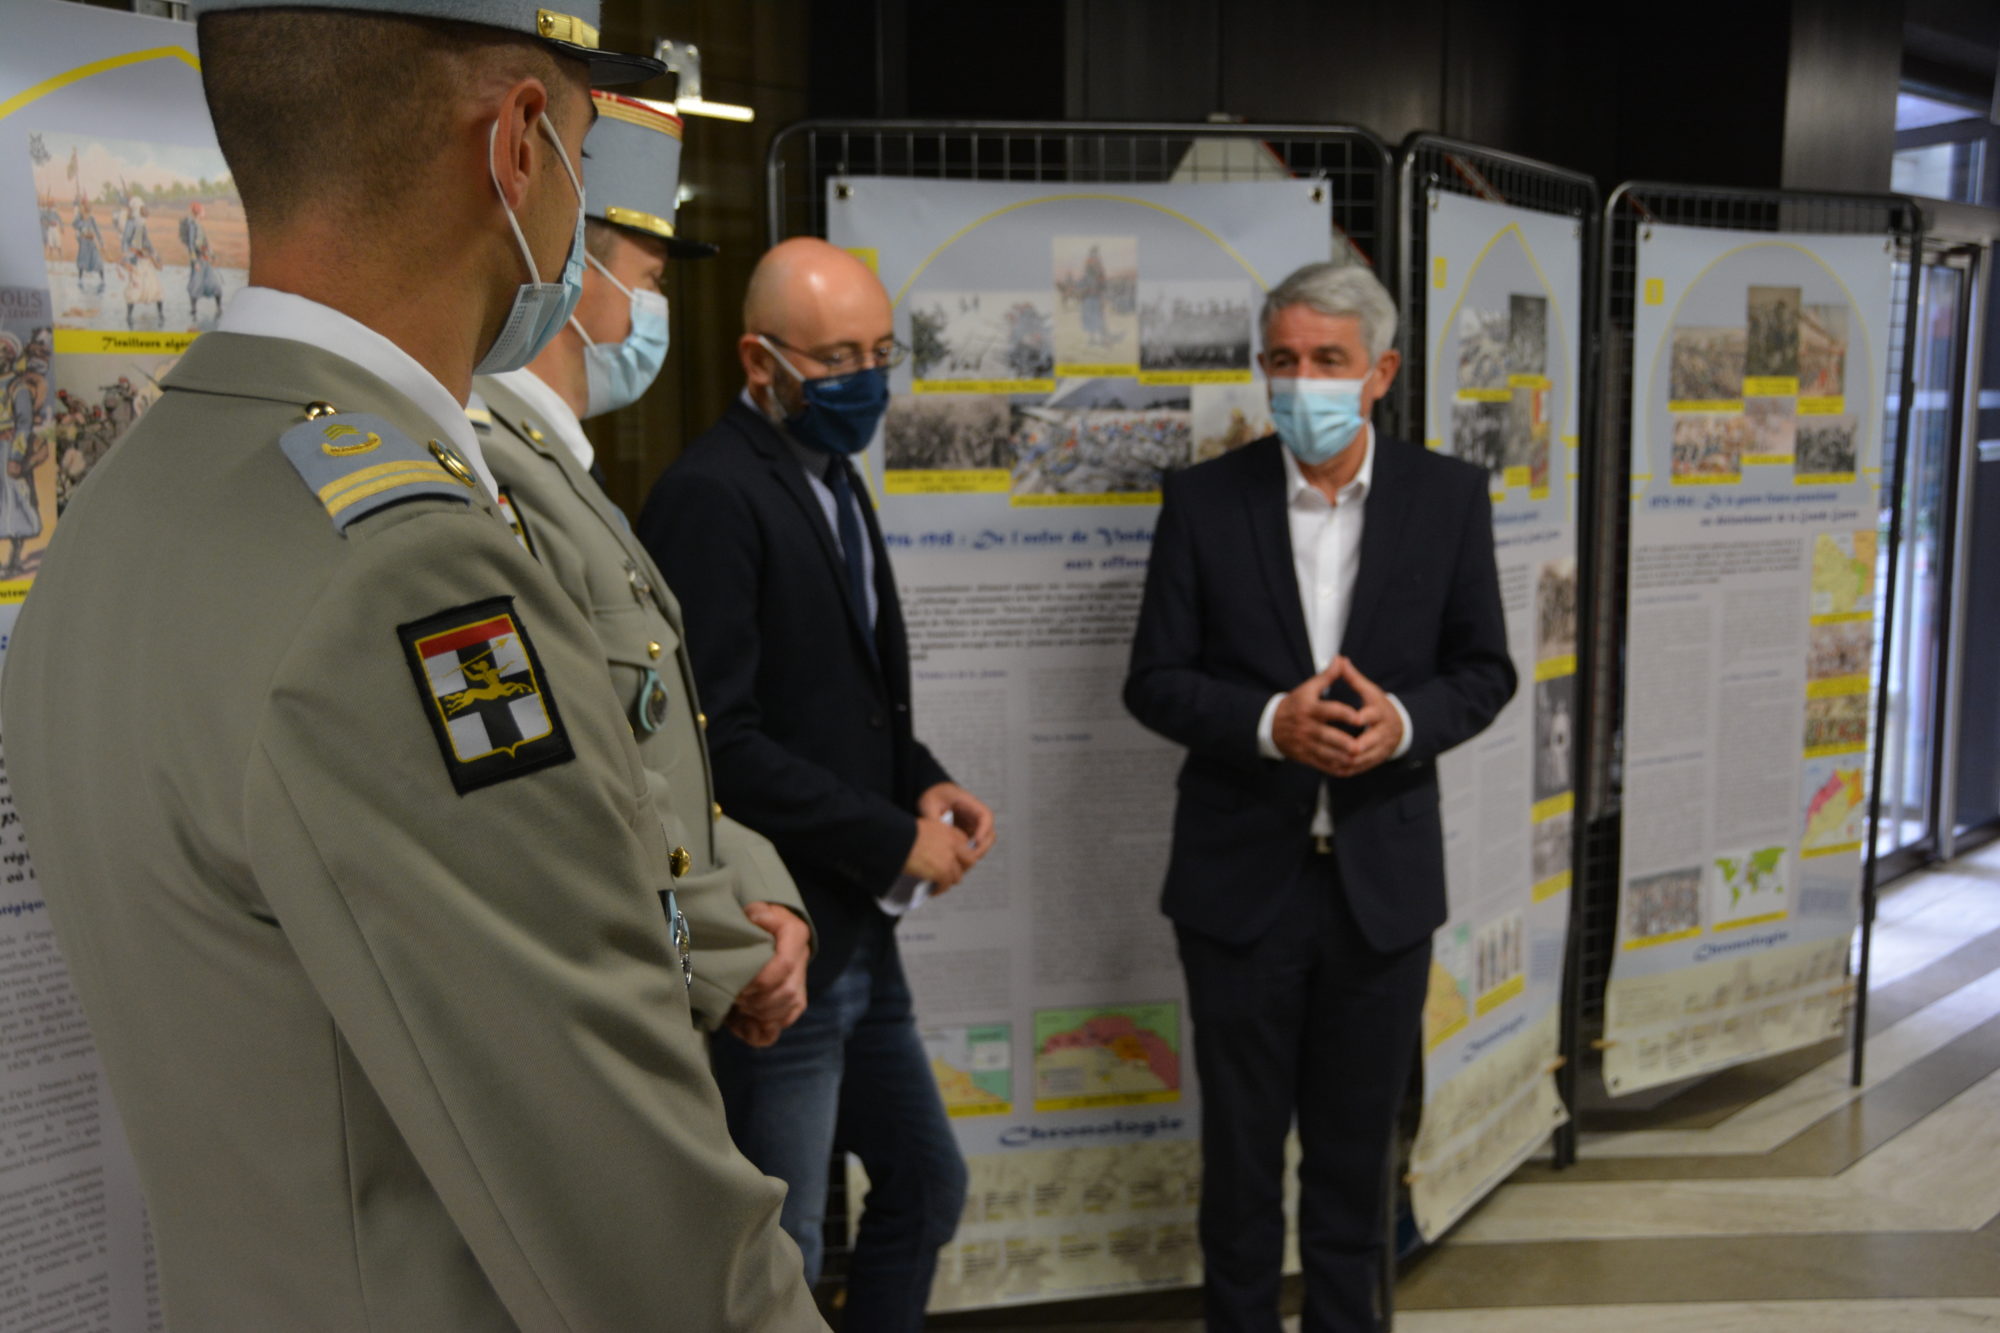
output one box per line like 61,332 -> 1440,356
738,333 -> 773,389
1370,346 -> 1402,394
488,78 -> 552,212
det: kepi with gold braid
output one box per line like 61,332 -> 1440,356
585,90 -> 716,259
185,0 -> 665,87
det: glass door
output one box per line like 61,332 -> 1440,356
1874,246 -> 1978,879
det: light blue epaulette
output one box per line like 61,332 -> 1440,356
278,410 -> 477,533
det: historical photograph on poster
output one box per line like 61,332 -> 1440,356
29,131 -> 246,331
1669,326 -> 1746,401
1474,913 -> 1524,997
1532,674 -> 1575,802
1456,306 -> 1509,391
1807,620 -> 1871,683
1052,236 -> 1138,368
884,394 -> 1014,470
1506,385 -> 1550,487
1671,413 -> 1748,481
1537,556 -> 1577,662
0,310 -> 56,582
1805,693 -> 1868,753
1798,303 -> 1847,396
1624,867 -> 1702,943
908,291 -> 1055,383
1012,405 -> 1190,496
1137,280 -> 1251,374
1449,398 -> 1508,480
1745,284 -> 1801,378
1795,416 -> 1858,477
1506,293 -> 1548,377
1744,395 -> 1796,460
1532,810 -> 1571,887
1190,381 -> 1271,462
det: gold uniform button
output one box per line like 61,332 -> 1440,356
647,640 -> 663,660
428,440 -> 476,487
711,802 -> 723,819
697,711 -> 708,731
303,400 -> 340,420
524,420 -> 546,444
669,846 -> 692,879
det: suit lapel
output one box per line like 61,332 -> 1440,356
1340,432 -> 1415,657
1244,440 -> 1315,679
733,404 -> 883,678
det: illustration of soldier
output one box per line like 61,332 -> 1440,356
118,196 -> 167,328
180,201 -> 226,321
39,196 -> 64,260
0,332 -> 52,579
72,197 -> 107,294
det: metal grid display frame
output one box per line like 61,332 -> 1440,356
763,117 -> 1397,1309
1393,133 -> 1600,1176
1577,182 -> 1925,1119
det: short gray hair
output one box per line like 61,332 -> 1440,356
1259,262 -> 1398,360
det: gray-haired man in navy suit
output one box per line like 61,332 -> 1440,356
1125,262 -> 1516,1333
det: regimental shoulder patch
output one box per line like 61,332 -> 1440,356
495,486 -> 537,557
397,597 -> 574,794
279,411 -> 474,533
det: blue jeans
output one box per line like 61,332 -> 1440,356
710,923 -> 967,1332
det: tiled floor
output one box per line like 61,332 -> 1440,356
926,839 -> 2000,1330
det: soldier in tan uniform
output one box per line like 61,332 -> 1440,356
0,3 -> 823,1328
471,91 -> 812,1043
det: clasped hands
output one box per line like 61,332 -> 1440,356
1272,656 -> 1403,778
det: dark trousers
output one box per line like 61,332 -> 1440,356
710,921 -> 967,1333
1176,852 -> 1430,1333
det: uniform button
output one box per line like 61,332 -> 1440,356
647,640 -> 663,660
644,682 -> 669,730
669,846 -> 692,879
524,420 -> 545,443
712,802 -> 723,819
697,712 -> 708,731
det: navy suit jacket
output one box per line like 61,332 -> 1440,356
1124,432 -> 1516,953
638,402 -> 950,993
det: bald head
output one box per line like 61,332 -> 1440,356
739,237 -> 895,411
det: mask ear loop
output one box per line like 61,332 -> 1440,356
488,115 -> 587,288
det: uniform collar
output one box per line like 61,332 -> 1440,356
489,366 -> 595,471
215,286 -> 498,499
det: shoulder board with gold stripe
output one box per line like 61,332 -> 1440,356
278,411 -> 476,533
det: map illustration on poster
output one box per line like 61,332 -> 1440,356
1407,189 -> 1579,1240
1605,221 -> 1894,1094
830,175 -> 1332,1311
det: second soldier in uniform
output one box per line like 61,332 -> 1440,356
469,89 -> 815,1044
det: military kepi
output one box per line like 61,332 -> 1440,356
186,0 -> 666,86
586,92 -> 716,258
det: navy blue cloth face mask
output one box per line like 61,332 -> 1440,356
758,334 -> 890,457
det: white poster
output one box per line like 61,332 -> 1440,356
1407,190 -> 1579,1239
1604,221 -> 1894,1095
0,5 -> 227,1328
829,176 -> 1332,1310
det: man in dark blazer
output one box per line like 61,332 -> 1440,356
638,237 -> 995,1333
1125,262 -> 1515,1333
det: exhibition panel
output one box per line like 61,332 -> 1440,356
1394,135 -> 1596,1237
1581,184 -> 1923,1101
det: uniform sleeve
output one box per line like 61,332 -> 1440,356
241,510 -> 825,1332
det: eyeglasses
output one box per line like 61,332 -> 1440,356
759,332 -> 909,374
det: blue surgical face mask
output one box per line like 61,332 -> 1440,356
476,115 -> 586,376
1268,374 -> 1371,466
571,253 -> 669,418
759,335 -> 889,457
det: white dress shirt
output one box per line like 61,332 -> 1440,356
215,286 -> 498,499
1254,425 -> 1413,836
489,366 -> 595,472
